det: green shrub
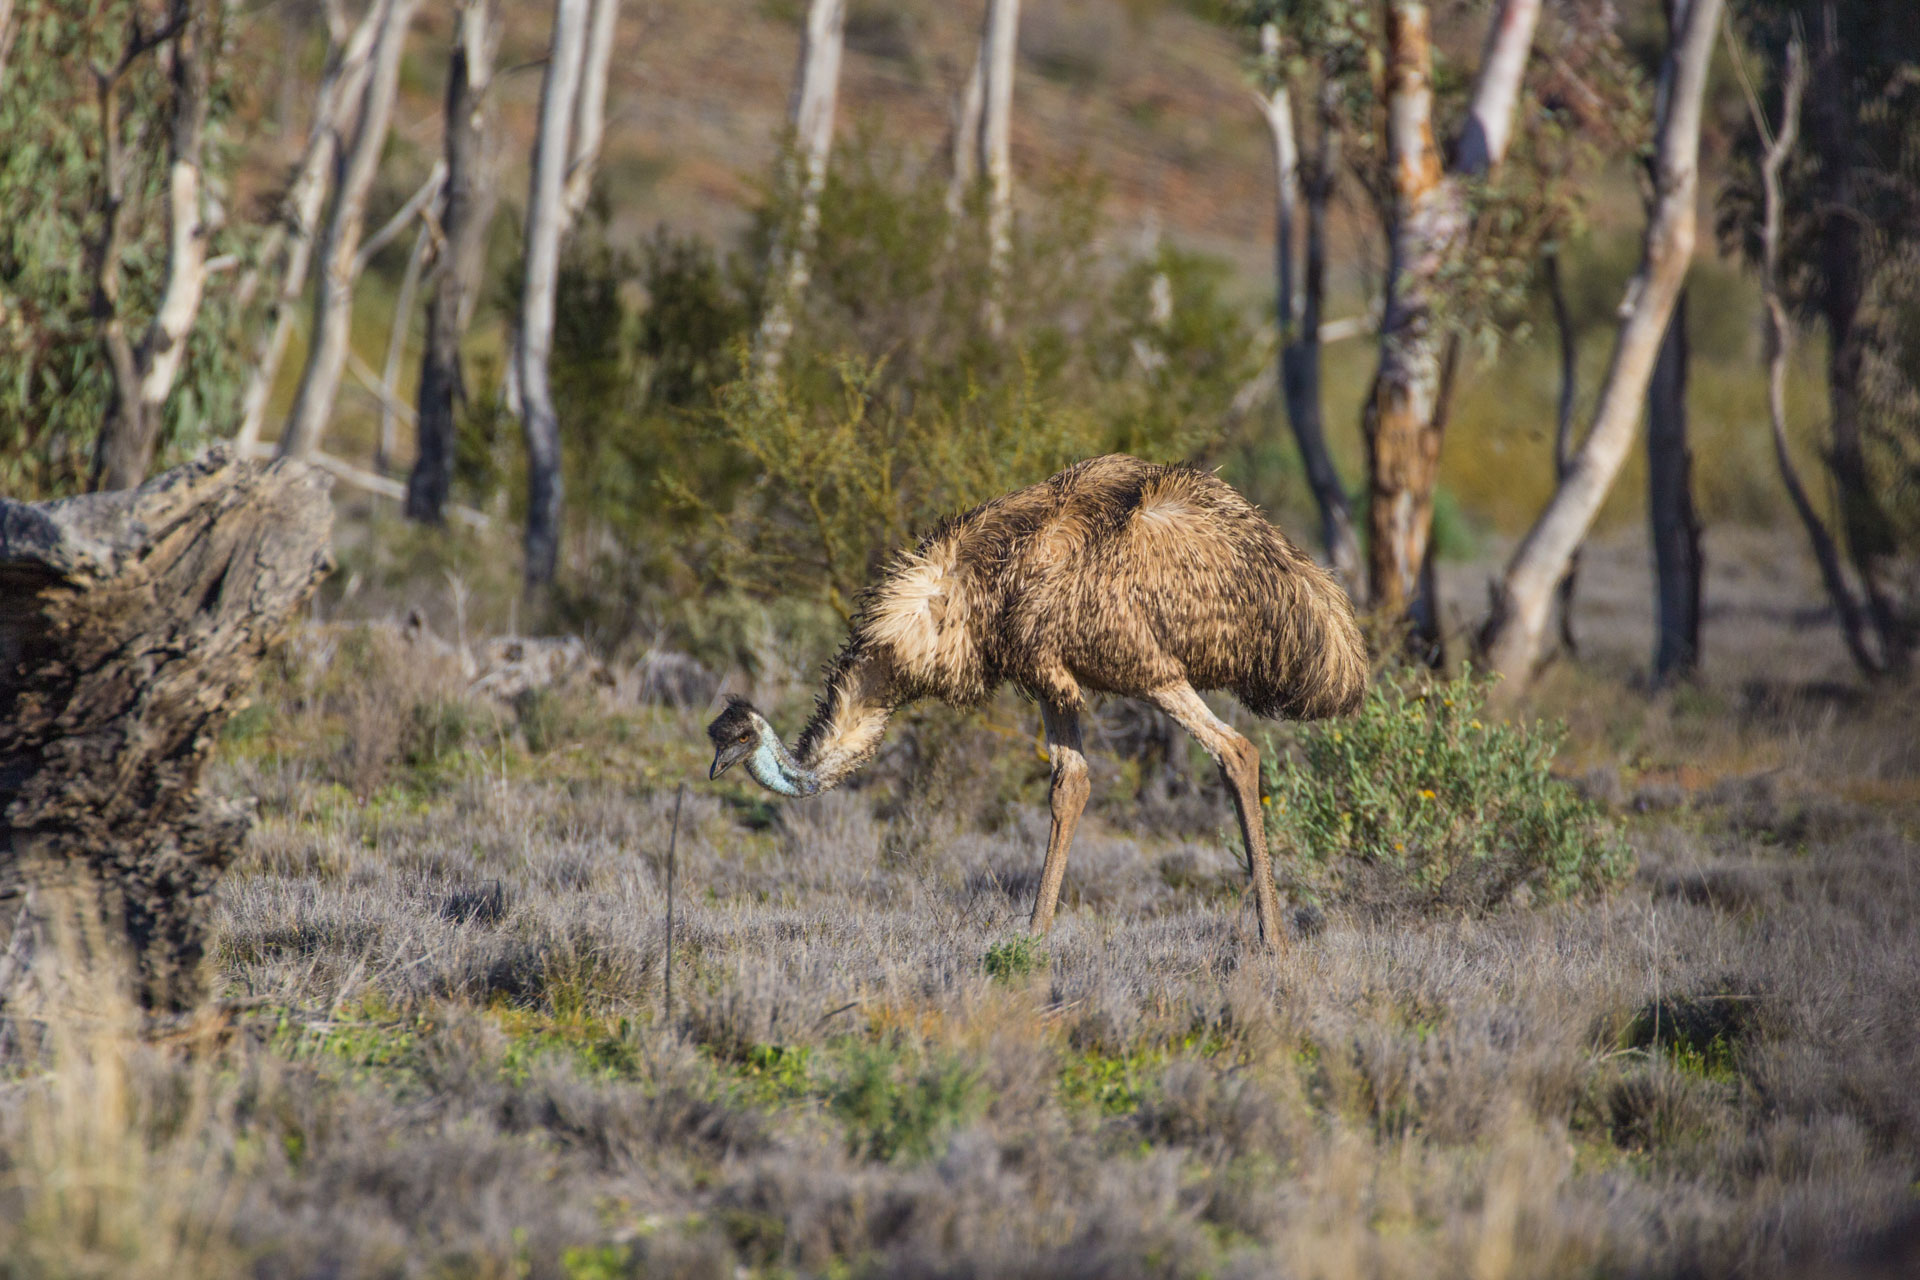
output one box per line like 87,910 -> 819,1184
981,936 -> 1046,982
829,1040 -> 980,1162
1260,667 -> 1630,915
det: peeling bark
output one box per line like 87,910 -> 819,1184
1363,0 -> 1540,628
1,448 -> 333,1011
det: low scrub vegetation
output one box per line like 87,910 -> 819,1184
1262,666 -> 1632,915
3,609 -> 1916,1278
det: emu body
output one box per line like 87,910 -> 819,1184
708,454 -> 1367,947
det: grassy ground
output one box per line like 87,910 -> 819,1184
2,527 -> 1916,1279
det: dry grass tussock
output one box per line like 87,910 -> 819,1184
1,608 -> 1917,1279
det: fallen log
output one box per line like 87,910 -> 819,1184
1,447 -> 333,1012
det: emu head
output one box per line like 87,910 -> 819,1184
706,696 -> 770,781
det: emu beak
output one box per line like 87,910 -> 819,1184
710,747 -> 741,780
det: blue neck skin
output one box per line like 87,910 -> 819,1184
744,725 -> 821,797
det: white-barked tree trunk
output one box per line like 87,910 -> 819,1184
1479,0 -> 1723,688
277,0 -> 420,461
752,0 -> 846,383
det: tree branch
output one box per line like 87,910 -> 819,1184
355,159 -> 447,276
1750,32 -> 1881,677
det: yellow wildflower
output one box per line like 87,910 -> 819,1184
1419,789 -> 1435,801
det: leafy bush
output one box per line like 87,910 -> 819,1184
1261,666 -> 1630,915
829,1040 -> 980,1162
982,936 -> 1046,982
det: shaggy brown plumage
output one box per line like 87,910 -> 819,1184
708,454 -> 1368,947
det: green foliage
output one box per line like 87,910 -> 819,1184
1058,1047 -> 1159,1116
731,1042 -> 816,1104
560,1244 -> 632,1280
507,129 -> 1258,637
671,135 -> 1259,615
828,1039 -> 981,1162
981,936 -> 1047,982
0,0 -> 250,498
1261,666 -> 1631,915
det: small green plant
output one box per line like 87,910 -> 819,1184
1261,666 -> 1630,915
829,1040 -> 980,1162
733,1042 -> 816,1103
561,1243 -> 632,1280
1058,1047 -> 1158,1117
981,935 -> 1046,982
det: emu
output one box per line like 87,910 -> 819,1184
707,454 -> 1366,947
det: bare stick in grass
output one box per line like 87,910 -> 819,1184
663,783 -> 684,1024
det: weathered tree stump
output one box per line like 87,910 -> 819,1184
1,447 -> 333,1011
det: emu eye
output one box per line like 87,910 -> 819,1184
738,733 -> 752,744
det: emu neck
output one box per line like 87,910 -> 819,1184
790,645 -> 897,794
745,726 -> 820,797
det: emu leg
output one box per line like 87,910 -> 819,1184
1029,704 -> 1089,935
1148,685 -> 1286,951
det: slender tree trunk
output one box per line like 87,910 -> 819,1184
1364,0 -> 1540,627
562,0 -> 618,227
1259,29 -> 1361,601
278,0 -> 419,462
946,25 -> 985,218
1751,35 -> 1880,677
373,222 -> 430,476
235,3 -> 383,452
1544,249 -> 1579,653
408,0 -> 500,524
0,0 -> 17,92
978,0 -> 1020,337
88,0 -> 215,493
1647,292 -> 1701,684
752,0 -> 846,382
1479,0 -> 1722,689
518,0 -> 591,591
1808,8 -> 1909,674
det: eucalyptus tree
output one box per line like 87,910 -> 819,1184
407,0 -> 502,524
1721,0 -> 1920,676
1481,0 -> 1725,688
276,0 -> 419,462
753,0 -> 847,381
87,0 -> 218,491
1245,1 -> 1371,601
517,0 -> 619,590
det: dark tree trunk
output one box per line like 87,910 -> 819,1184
1810,15 -> 1910,674
0,448 -> 333,1012
90,396 -> 161,496
407,3 -> 499,524
1281,89 -> 1362,600
1647,291 -> 1701,684
1544,250 -> 1580,654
